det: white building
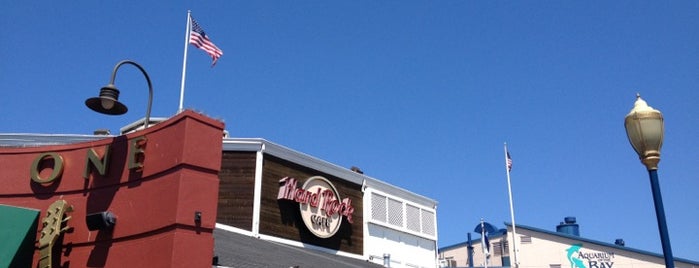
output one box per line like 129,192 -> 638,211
364,176 -> 439,267
439,217 -> 698,268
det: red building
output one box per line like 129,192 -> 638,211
0,111 -> 224,267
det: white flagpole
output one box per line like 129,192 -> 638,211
178,10 -> 192,113
504,143 -> 520,267
481,219 -> 488,268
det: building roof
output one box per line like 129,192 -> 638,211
222,137 -> 438,208
213,228 -> 383,268
508,222 -> 699,265
440,221 -> 699,265
0,133 -> 105,147
438,229 -> 507,252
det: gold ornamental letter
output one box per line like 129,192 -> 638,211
128,136 -> 147,170
30,153 -> 64,184
83,145 -> 111,179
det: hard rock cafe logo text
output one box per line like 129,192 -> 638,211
277,176 -> 354,238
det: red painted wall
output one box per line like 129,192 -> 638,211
0,110 -> 224,268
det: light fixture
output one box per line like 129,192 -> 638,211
85,60 -> 153,128
624,93 -> 664,170
624,93 -> 674,267
86,211 -> 117,231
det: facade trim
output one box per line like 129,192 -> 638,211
251,149 -> 264,236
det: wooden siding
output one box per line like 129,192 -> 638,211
217,151 -> 257,230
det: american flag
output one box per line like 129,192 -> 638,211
506,151 -> 513,172
189,17 -> 223,66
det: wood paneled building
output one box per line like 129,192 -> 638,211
215,138 -> 439,268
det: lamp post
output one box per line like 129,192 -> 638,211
624,94 -> 674,268
85,60 -> 153,128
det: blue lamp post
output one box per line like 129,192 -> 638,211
624,94 -> 674,268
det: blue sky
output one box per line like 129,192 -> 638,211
2,1 -> 698,260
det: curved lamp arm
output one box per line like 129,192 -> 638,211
108,60 -> 153,128
85,60 -> 153,129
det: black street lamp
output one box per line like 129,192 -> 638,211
85,60 -> 153,128
624,94 -> 674,268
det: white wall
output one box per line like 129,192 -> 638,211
364,188 -> 438,268
366,223 -> 437,268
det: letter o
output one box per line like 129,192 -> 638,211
30,152 -> 64,184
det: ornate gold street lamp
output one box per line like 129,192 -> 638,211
624,94 -> 674,268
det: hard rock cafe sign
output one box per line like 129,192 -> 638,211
277,176 -> 355,238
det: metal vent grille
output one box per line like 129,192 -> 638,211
371,192 -> 386,222
520,235 -> 532,243
421,209 -> 435,235
387,198 -> 403,227
492,242 -> 502,256
491,241 -> 509,256
406,204 -> 421,232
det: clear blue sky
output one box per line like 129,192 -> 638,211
2,1 -> 698,260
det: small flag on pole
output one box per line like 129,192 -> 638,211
189,17 -> 223,66
506,151 -> 513,172
475,220 -> 496,266
480,220 -> 491,261
482,231 -> 490,256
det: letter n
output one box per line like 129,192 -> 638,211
83,145 -> 111,179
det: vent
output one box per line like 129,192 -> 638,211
492,242 -> 503,256
491,241 -> 509,256
556,216 -> 580,236
520,236 -> 532,243
421,209 -> 436,236
371,193 -> 386,222
406,204 -> 421,232
369,191 -> 436,237
615,239 -> 625,246
387,198 -> 403,227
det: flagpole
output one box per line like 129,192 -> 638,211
505,143 -> 520,268
178,10 -> 192,113
481,219 -> 488,268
